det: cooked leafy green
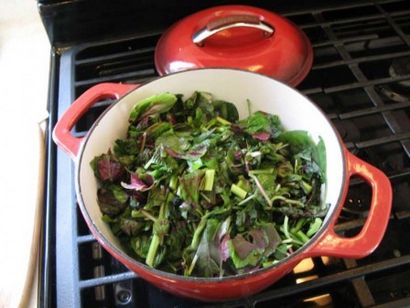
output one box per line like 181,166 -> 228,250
91,91 -> 328,277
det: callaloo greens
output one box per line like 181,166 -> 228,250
91,91 -> 328,277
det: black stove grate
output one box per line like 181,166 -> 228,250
46,0 -> 410,307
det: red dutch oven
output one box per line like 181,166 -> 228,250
53,69 -> 392,301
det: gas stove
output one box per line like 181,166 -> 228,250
40,0 -> 410,307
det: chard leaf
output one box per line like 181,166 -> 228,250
217,217 -> 231,264
131,235 -> 151,258
121,172 -> 154,192
252,132 -> 271,141
179,170 -> 206,205
219,235 -> 230,263
120,218 -> 141,236
178,141 -> 209,161
314,137 -> 327,181
145,122 -> 172,139
260,223 -> 281,257
156,131 -> 190,153
129,93 -> 177,122
194,219 -> 221,277
114,139 -> 138,157
228,239 -> 262,269
97,188 -> 127,216
241,111 -> 283,136
213,100 -> 239,122
91,154 -> 124,182
109,184 -> 129,203
278,131 -> 315,154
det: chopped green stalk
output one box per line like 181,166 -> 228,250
131,210 -> 141,218
306,218 -> 323,237
236,177 -> 251,192
271,195 -> 305,207
291,218 -> 306,234
283,216 -> 290,239
146,233 -> 160,267
203,169 -> 215,191
169,175 -> 178,191
249,174 -> 272,207
140,132 -> 147,152
200,192 -> 211,203
186,253 -> 198,276
248,168 -> 275,175
146,193 -> 171,268
296,230 -> 310,243
190,214 -> 208,250
140,209 -> 157,222
176,185 -> 182,197
237,193 -> 256,206
301,180 -> 312,194
216,116 -> 231,125
231,184 -> 247,199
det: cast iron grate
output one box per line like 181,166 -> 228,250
52,0 -> 410,307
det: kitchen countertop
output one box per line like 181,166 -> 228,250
0,1 -> 50,307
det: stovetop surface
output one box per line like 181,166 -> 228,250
43,0 -> 410,307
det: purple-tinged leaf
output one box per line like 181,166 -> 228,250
249,229 -> 267,249
179,170 -> 205,204
252,132 -> 270,141
219,235 -> 230,262
231,234 -> 258,259
165,142 -> 209,161
194,219 -> 221,277
263,223 -> 281,257
234,151 -> 242,161
96,154 -> 124,181
217,217 -> 231,263
121,173 -> 154,192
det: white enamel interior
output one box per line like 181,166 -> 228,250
77,69 -> 344,253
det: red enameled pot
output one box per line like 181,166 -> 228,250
53,69 -> 392,301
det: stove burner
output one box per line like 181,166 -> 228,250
389,57 -> 410,89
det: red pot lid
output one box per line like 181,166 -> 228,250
155,5 -> 313,87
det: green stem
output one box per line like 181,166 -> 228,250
271,195 -> 304,207
146,233 -> 160,267
186,253 -> 198,276
249,174 -> 272,207
290,218 -> 306,234
145,191 -> 171,268
190,214 -> 208,250
140,209 -> 157,222
216,116 -> 231,125
231,184 -> 247,199
296,230 -> 310,243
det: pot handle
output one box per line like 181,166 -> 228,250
307,148 -> 392,259
192,15 -> 274,46
53,83 -> 138,159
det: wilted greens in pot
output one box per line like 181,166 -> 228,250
91,91 -> 327,277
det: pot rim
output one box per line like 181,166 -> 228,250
75,67 -> 347,282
